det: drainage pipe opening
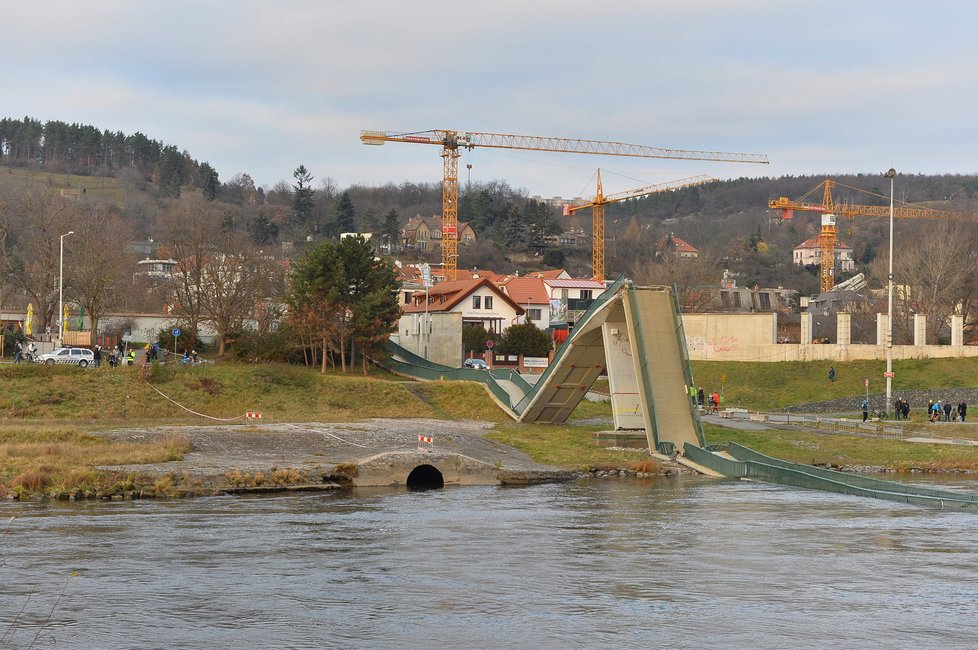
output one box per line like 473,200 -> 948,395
406,464 -> 444,490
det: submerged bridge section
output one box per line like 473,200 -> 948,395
686,442 -> 978,512
379,277 -> 704,454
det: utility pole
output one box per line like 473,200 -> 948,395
883,168 -> 896,418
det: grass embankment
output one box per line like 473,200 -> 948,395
0,362 -> 473,498
705,424 -> 978,473
7,356 -> 978,498
691,357 -> 978,412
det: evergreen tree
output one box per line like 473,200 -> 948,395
382,209 -> 401,252
248,210 -> 279,245
287,235 -> 399,373
362,207 -> 379,232
503,204 -> 527,249
332,191 -> 357,236
291,165 -> 315,227
498,322 -> 552,357
200,162 -> 220,200
157,145 -> 183,198
525,199 -> 560,246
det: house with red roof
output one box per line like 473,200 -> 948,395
792,237 -> 855,272
493,272 -> 606,328
656,234 -> 700,258
396,277 -> 524,367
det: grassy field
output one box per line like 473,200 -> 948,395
704,424 -> 978,472
0,165 -> 126,202
691,357 -> 978,411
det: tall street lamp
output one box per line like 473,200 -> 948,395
883,168 -> 896,417
58,230 -> 74,347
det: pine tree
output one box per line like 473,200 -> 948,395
503,204 -> 527,248
382,209 -> 401,252
200,162 -> 220,201
332,191 -> 357,237
291,165 -> 315,227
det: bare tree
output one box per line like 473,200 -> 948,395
869,221 -> 978,343
67,205 -> 134,345
628,252 -> 723,312
0,191 -> 74,331
160,198 -> 220,343
197,238 -> 281,356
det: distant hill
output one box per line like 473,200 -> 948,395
5,114 -> 978,292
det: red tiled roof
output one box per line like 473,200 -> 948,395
495,277 -> 550,306
401,278 -> 524,314
523,269 -> 568,279
665,235 -> 699,254
795,237 -> 853,250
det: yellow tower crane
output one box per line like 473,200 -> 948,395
362,129 -> 768,279
564,171 -> 717,281
769,179 -> 978,293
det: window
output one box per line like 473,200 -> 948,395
484,296 -> 493,309
528,308 -> 542,321
404,291 -> 412,304
472,295 -> 482,309
580,290 -> 593,300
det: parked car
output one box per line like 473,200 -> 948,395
36,347 -> 95,368
463,358 -> 489,371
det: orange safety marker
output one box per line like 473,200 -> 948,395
417,434 -> 433,452
246,411 -> 263,420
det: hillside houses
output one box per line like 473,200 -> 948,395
401,215 -> 477,252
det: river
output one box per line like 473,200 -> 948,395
3,476 -> 978,649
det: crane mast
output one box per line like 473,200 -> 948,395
770,179 -> 978,292
363,129 -> 768,279
566,172 -> 717,281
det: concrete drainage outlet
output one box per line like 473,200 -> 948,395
352,452 -> 502,487
406,464 -> 444,490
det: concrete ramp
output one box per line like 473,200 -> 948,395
378,278 -> 704,454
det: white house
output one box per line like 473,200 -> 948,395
792,237 -> 855,272
396,278 -> 524,367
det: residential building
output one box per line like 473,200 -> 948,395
396,278 -> 524,367
401,215 -> 477,252
792,237 -> 855,272
134,258 -> 177,281
493,272 -> 605,328
656,234 -> 699,258
399,278 -> 524,336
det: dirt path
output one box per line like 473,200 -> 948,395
99,418 -> 555,481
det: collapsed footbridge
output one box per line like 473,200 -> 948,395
380,277 -> 704,455
379,277 -> 978,511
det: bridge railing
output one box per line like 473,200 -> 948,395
513,275 -> 628,416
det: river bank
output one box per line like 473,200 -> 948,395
3,418 -> 680,501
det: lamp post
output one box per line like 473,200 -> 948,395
883,168 -> 896,418
58,231 -> 74,347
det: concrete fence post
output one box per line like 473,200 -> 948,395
837,313 -> 851,345
914,313 -> 927,347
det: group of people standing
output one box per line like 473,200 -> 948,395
693,387 -> 721,413
892,398 -> 912,420
927,399 -> 968,422
13,340 -> 37,363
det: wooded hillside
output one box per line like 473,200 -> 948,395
4,115 -> 978,300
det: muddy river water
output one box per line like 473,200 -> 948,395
3,476 -> 978,648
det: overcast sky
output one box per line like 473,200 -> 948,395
5,1 -> 977,198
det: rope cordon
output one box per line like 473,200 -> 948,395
142,378 -> 248,422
